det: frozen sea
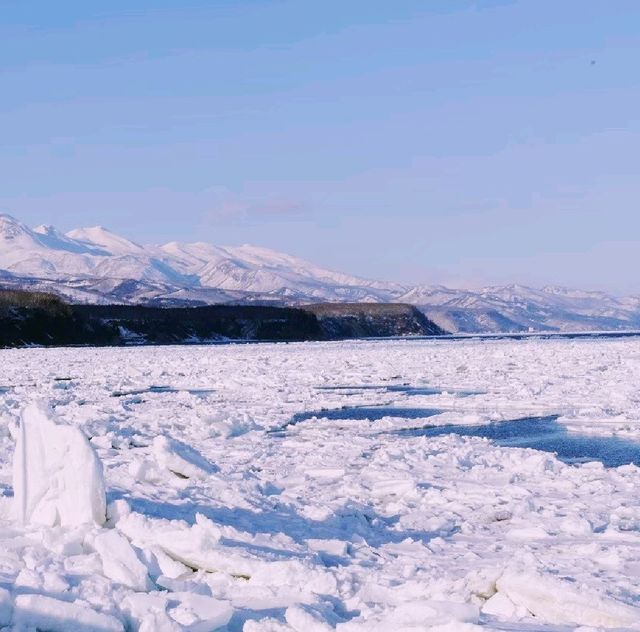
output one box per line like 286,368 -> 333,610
2,336 -> 640,630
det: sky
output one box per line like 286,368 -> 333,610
1,0 -> 639,293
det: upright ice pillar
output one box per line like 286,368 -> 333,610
13,402 -> 106,527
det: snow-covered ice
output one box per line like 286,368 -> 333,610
2,336 -> 640,630
13,402 -> 106,527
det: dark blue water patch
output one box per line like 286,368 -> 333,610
289,406 -> 442,426
388,386 -> 442,395
315,385 -> 484,398
388,385 -> 485,397
315,385 -> 390,391
399,416 -> 640,468
112,385 -> 175,397
112,385 -> 215,397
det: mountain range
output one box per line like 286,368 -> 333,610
1,213 -> 639,333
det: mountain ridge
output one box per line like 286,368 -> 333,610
1,213 -> 639,333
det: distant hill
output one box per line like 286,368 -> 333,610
0,290 -> 443,347
304,303 -> 445,338
1,213 -> 639,333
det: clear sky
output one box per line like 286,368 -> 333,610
1,1 -> 639,292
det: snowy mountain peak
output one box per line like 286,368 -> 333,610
0,214 -> 33,241
33,224 -> 57,236
0,213 -> 24,225
66,226 -> 145,256
0,213 -> 391,304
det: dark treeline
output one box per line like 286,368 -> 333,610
0,289 -> 446,348
0,290 -> 71,315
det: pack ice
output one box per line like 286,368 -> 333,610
1,337 -> 640,630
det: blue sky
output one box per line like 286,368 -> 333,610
1,1 -> 639,292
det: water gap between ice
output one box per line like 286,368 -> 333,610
111,385 -> 216,397
288,384 -> 640,468
398,416 -> 640,468
315,384 -> 485,397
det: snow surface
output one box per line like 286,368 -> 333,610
1,337 -> 640,629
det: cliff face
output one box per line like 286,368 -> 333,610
72,304 -> 322,344
0,291 -> 446,347
302,303 -> 447,339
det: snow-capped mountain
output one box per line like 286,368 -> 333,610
403,284 -> 640,334
1,213 -> 640,333
0,214 -> 397,305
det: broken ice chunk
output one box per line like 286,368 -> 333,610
495,570 -> 640,627
13,402 -> 106,527
12,594 -> 124,632
93,530 -> 153,591
152,435 -> 217,480
121,594 -> 179,632
167,593 -> 233,631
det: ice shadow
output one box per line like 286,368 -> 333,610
118,494 -> 453,553
113,488 -> 375,629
